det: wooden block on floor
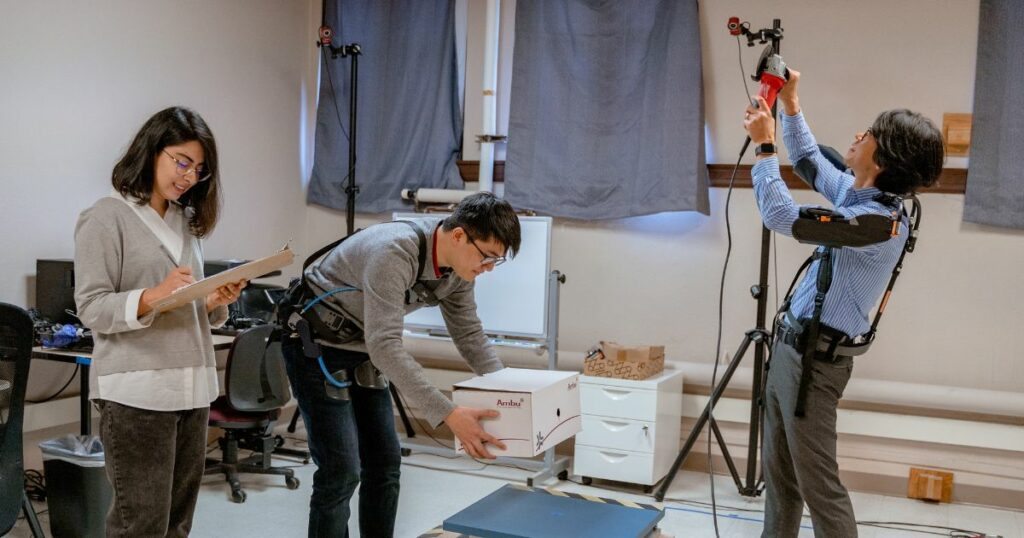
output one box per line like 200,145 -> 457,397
908,467 -> 953,503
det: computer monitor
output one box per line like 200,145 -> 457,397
36,259 -> 77,325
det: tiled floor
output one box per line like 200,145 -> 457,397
9,428 -> 1023,537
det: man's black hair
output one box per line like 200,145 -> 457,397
871,109 -> 945,195
442,192 -> 521,258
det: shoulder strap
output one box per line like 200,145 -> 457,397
300,232 -> 357,290
300,220 -> 428,292
396,220 -> 427,281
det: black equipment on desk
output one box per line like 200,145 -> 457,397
205,259 -> 286,332
35,260 -> 77,325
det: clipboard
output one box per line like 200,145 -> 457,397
148,247 -> 295,313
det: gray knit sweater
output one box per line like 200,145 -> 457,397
73,197 -> 228,376
305,219 -> 503,426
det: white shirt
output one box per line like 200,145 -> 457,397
94,191 -> 219,411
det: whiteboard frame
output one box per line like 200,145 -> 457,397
394,213 -> 553,340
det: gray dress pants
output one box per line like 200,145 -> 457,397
761,337 -> 857,538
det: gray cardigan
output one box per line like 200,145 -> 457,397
74,197 -> 228,377
306,219 -> 503,426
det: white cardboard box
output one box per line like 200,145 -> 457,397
452,368 -> 581,458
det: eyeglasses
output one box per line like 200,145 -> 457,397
856,128 -> 874,143
163,150 -> 211,182
467,235 -> 507,267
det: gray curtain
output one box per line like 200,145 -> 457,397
308,0 -> 463,214
964,0 -> 1024,228
505,0 -> 708,219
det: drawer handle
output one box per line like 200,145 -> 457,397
600,420 -> 630,431
599,451 -> 628,463
601,388 -> 633,400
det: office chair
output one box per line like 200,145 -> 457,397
0,303 -> 45,537
204,324 -> 307,503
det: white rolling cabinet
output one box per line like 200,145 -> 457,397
573,369 -> 683,492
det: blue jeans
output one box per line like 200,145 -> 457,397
283,338 -> 402,538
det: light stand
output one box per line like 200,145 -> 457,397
654,18 -> 784,502
320,41 -> 362,236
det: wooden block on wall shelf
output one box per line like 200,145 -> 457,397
942,113 -> 972,157
908,467 -> 953,503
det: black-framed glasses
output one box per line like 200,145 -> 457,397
163,150 -> 211,182
857,128 -> 873,143
467,235 -> 507,267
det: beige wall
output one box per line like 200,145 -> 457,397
447,0 -> 1021,393
4,0 -> 1020,403
0,0 -> 320,396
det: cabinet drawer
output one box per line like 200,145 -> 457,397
577,415 -> 656,453
580,384 -> 657,421
572,445 -> 655,485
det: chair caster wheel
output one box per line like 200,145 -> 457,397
581,476 -> 592,486
231,490 -> 247,503
401,448 -> 412,457
557,470 -> 568,481
527,478 -> 534,487
286,476 -> 300,490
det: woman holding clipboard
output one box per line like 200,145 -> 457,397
74,107 -> 245,537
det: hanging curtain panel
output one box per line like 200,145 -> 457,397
308,0 -> 463,214
964,0 -> 1024,229
505,0 -> 708,219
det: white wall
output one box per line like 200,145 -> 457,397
449,0 -> 1023,393
462,0 -> 516,162
1,0 -> 320,394
4,0 -> 1021,399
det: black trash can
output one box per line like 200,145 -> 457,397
40,435 -> 112,538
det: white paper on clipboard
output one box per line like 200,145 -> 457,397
148,247 -> 295,313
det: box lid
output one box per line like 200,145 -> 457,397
453,368 -> 578,393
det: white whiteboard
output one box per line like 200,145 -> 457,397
395,213 -> 552,339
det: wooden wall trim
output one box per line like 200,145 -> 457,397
457,160 -> 967,195
707,164 -> 968,195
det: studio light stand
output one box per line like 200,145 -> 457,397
654,18 -> 785,502
317,29 -> 362,236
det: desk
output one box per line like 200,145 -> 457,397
31,334 -> 235,436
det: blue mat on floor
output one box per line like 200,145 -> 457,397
441,484 -> 664,538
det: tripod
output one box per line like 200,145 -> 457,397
653,18 -> 784,502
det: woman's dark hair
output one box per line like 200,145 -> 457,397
870,109 -> 945,195
442,192 -> 522,258
112,107 -> 220,237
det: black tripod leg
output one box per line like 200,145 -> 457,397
709,417 -> 743,491
389,384 -> 416,439
654,334 -> 754,501
287,407 -> 301,433
22,490 -> 45,538
743,336 -> 769,495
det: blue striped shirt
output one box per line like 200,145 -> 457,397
751,112 -> 907,338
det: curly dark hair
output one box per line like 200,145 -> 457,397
111,107 -> 220,237
442,192 -> 521,258
870,109 -> 945,195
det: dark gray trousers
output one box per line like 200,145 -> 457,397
98,400 -> 209,538
761,338 -> 857,538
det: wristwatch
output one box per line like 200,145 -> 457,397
755,142 -> 777,156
